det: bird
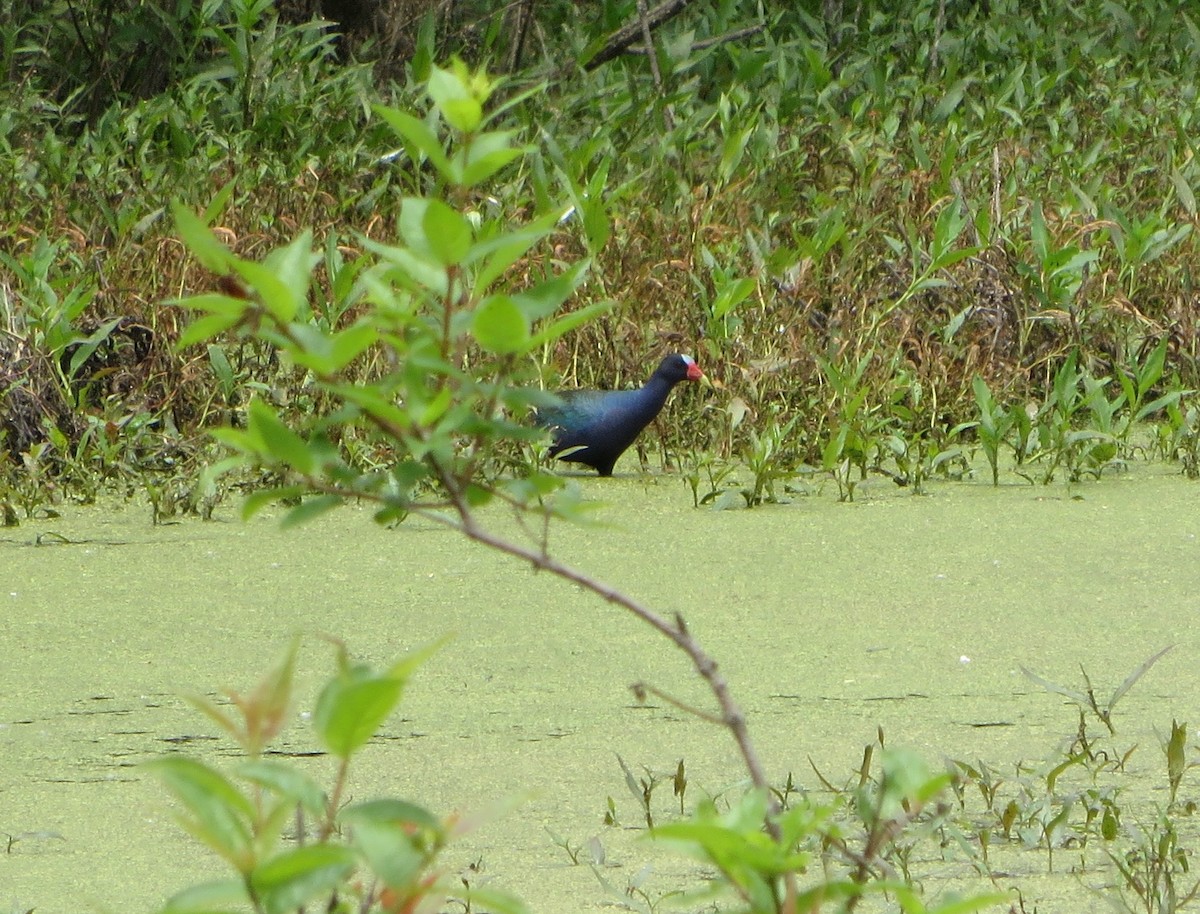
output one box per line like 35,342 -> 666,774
536,354 -> 704,476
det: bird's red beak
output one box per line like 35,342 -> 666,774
687,362 -> 704,381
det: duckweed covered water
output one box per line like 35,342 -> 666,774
3,466 -> 1200,912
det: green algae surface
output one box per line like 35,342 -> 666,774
3,467 -> 1200,912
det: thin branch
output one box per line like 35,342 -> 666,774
430,465 -> 777,815
630,680 -> 724,725
635,0 -> 674,129
624,23 -> 765,56
580,0 -> 691,72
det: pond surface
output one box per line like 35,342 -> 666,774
3,466 -> 1200,913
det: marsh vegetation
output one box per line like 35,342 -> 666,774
4,1 -> 1200,912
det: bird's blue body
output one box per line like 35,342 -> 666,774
538,354 -> 702,476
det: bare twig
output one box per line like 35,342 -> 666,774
624,23 -> 765,56
635,0 -> 674,129
580,0 -> 691,72
631,680 -> 725,725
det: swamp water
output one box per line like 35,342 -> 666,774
2,466 -> 1200,913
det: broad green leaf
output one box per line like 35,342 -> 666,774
372,105 -> 452,179
473,294 -> 530,354
341,800 -> 442,889
250,845 -> 357,914
345,815 -> 424,889
528,300 -> 612,349
313,674 -> 404,758
932,78 -> 973,121
1171,167 -> 1197,216
462,146 -> 525,188
247,399 -> 315,475
176,291 -> 250,317
263,231 -> 318,313
160,877 -> 250,914
343,798 -> 441,831
711,277 -> 756,321
172,201 -> 233,273
922,893 -> 1013,914
423,199 -> 473,266
398,197 -> 432,254
329,382 -> 414,431
457,885 -> 531,914
930,244 -> 982,272
232,259 -> 300,323
143,758 -> 253,868
467,216 -> 559,294
419,385 -> 454,426
368,237 -> 450,296
285,322 -> 337,373
280,495 -> 344,529
428,64 -> 482,133
459,127 -> 526,186
385,635 -> 451,682
1135,389 -> 1183,422
514,260 -> 590,321
329,323 -> 378,370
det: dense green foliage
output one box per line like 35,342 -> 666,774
4,0 -> 1200,509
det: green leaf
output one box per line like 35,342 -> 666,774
386,635 -> 451,682
457,885 -> 531,914
513,260 -> 591,322
233,257 -> 302,324
280,495 -> 344,529
923,893 -> 1013,914
428,64 -> 483,133
250,845 -> 357,914
372,105 -> 453,180
66,316 -> 124,378
423,199 -> 473,266
529,300 -> 612,349
246,399 -> 315,475
462,145 -> 525,187
239,485 -> 307,520
207,344 -> 236,394
341,799 -> 442,889
710,277 -> 756,321
160,877 -> 250,914
467,216 -> 559,294
202,180 -> 237,225
329,382 -> 414,431
143,758 -> 254,869
264,231 -> 318,312
366,236 -> 450,296
1171,167 -> 1197,216
932,78 -> 973,121
410,11 -> 435,82
313,673 -> 405,758
172,201 -> 233,273
329,322 -> 378,370
473,294 -> 530,354
177,309 -> 244,349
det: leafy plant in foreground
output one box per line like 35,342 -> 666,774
161,59 -> 1009,914
145,636 -> 524,914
